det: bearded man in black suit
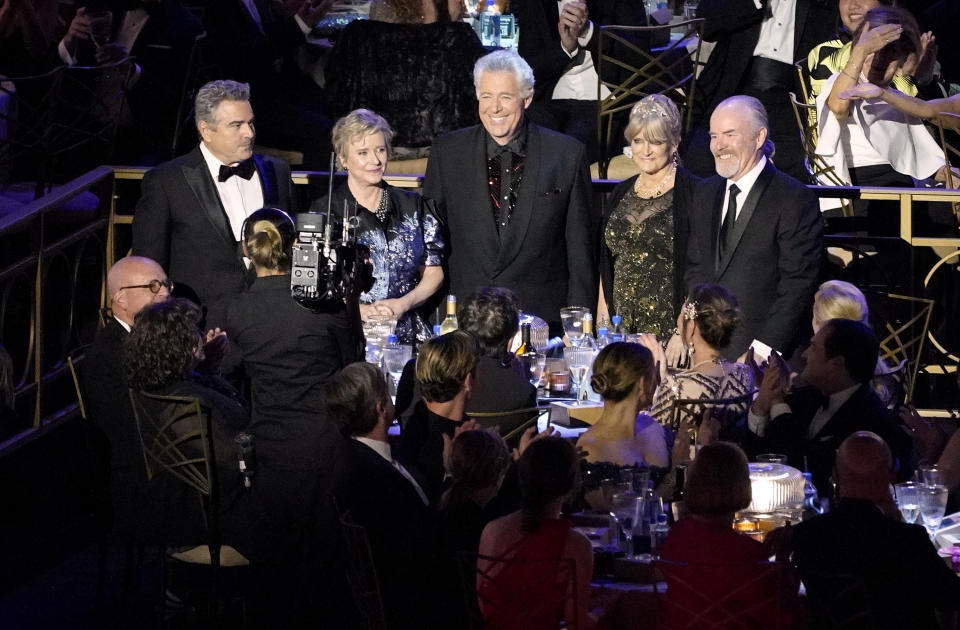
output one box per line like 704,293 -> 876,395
423,50 -> 596,336
685,95 -> 823,360
132,80 -> 293,307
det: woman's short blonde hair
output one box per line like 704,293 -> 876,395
332,109 -> 395,164
813,280 -> 869,330
623,94 -> 681,150
684,442 -> 752,517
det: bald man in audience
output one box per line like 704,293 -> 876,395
790,432 -> 960,630
81,256 -> 172,534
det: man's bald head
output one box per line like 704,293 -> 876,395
834,431 -> 894,498
108,256 -> 170,326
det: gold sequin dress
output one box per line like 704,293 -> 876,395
605,189 -> 676,337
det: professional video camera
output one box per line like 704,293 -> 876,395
290,157 -> 372,311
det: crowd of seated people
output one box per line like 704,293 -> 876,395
10,0 -> 960,625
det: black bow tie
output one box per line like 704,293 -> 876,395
218,159 -> 255,182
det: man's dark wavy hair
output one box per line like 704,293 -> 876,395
123,298 -> 202,392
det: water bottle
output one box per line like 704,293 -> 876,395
610,314 -> 625,342
479,0 -> 501,47
596,326 -> 610,349
802,472 -> 823,519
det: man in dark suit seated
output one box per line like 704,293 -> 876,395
747,318 -> 911,496
132,79 -> 293,308
423,50 -> 596,336
327,362 -> 435,630
684,95 -> 823,360
81,255 -> 172,534
790,431 -> 960,629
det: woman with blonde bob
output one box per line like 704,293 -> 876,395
598,94 -> 700,363
311,108 -> 445,345
812,279 -> 869,332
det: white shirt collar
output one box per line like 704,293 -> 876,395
353,435 -> 393,463
726,154 -> 767,200
114,314 -> 131,333
826,383 -> 861,412
199,141 -> 236,180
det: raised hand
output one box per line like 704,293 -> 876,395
558,0 -> 588,53
853,22 -> 902,58
839,82 -> 883,100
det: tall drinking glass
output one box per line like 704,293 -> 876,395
520,351 -> 546,387
560,306 -> 589,347
611,489 -> 639,555
918,464 -> 945,487
383,344 -> 412,389
917,485 -> 948,536
564,346 -> 592,403
894,481 -> 921,524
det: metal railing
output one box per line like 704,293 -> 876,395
2,167 -> 959,454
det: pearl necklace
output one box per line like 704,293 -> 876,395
633,163 -> 676,199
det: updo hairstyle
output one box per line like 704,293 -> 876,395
242,207 -> 295,273
683,284 -> 741,350
589,342 -> 655,403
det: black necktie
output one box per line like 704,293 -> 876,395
218,159 -> 255,182
719,183 -> 740,260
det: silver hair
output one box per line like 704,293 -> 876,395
717,95 -> 776,158
194,80 -> 251,130
473,50 -> 535,99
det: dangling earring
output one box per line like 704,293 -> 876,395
673,151 -> 679,166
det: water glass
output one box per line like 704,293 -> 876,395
894,481 -> 921,524
918,464 -> 945,487
560,306 -> 589,347
563,346 -> 592,403
383,344 -> 412,387
520,351 -> 546,387
611,490 -> 639,553
917,485 -> 948,535
601,480 -> 632,511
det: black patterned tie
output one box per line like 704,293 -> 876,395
719,183 -> 740,260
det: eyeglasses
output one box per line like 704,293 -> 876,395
119,278 -> 174,294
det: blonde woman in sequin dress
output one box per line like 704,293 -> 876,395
598,95 -> 700,363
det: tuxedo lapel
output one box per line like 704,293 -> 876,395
809,384 -> 866,442
496,123 -> 539,274
253,154 -> 279,205
716,162 -> 775,277
466,127 -> 501,278
707,179 -> 724,274
180,149 -> 237,251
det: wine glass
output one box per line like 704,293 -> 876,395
383,344 -> 412,389
917,485 -> 948,536
520,351 -> 545,387
564,347 -> 592,404
894,481 -> 921,524
560,306 -> 588,347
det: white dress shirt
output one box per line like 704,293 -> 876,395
199,142 -> 264,241
354,436 -> 430,506
552,10 -> 610,101
752,0 -> 797,65
721,155 -> 767,224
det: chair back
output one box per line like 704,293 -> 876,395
654,558 -> 791,629
460,550 -> 580,630
669,389 -> 756,438
324,20 -> 483,150
866,291 -> 934,403
0,67 -> 59,197
596,19 -> 705,179
931,113 -> 960,222
339,512 -> 388,630
800,569 -> 874,629
466,407 -> 542,447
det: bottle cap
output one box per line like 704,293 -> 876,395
432,324 -> 441,335
447,294 -> 456,302
598,327 -> 609,336
387,334 -> 398,344
612,314 -> 622,324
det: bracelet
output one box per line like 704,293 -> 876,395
840,67 -> 860,81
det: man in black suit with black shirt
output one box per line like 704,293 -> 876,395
423,50 -> 596,336
132,80 -> 293,307
747,319 -> 910,496
685,95 -> 823,359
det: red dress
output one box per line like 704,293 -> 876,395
659,517 -> 793,629
478,519 -> 576,630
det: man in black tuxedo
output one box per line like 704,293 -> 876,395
81,255 -> 172,534
132,80 -> 293,307
514,0 -> 646,162
747,319 -> 910,495
423,50 -> 596,335
681,0 -> 837,178
685,95 -> 823,359
328,362 -> 435,630
790,431 -> 960,629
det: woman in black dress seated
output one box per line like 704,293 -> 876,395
123,298 -> 253,558
311,109 -> 445,345
598,94 -> 700,363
